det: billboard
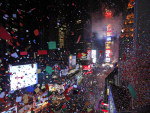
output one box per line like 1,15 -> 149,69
91,50 -> 97,63
87,50 -> 92,60
105,49 -> 112,63
105,24 -> 113,63
106,37 -> 111,41
69,55 -> 76,69
106,24 -> 113,36
105,41 -> 112,49
9,64 -> 38,91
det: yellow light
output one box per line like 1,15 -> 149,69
69,55 -> 72,59
107,88 -> 109,95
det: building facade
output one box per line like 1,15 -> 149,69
118,0 -> 150,111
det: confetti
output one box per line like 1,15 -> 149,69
34,29 -> 39,36
0,0 -> 148,113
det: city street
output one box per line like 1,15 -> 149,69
50,65 -> 113,113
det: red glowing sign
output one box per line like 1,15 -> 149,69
101,109 -> 108,112
105,10 -> 112,18
82,65 -> 92,70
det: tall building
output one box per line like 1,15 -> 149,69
118,0 -> 150,111
58,24 -> 67,49
118,0 -> 134,85
132,0 -> 150,110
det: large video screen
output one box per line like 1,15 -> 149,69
9,63 -> 38,91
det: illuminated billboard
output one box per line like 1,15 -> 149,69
105,49 -> 111,57
106,37 -> 111,41
106,24 -> 112,36
105,9 -> 113,18
91,50 -> 97,63
105,41 -> 112,49
77,53 -> 87,59
69,55 -> 76,69
87,50 -> 91,60
105,49 -> 112,62
105,57 -> 111,62
9,63 -> 38,91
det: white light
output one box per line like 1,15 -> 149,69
121,29 -> 124,33
93,58 -> 96,63
106,37 -> 111,41
110,65 -> 113,67
105,58 -> 111,62
102,64 -> 105,67
73,85 -> 77,88
91,50 -> 96,63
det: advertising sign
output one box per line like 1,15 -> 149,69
106,24 -> 112,36
87,50 -> 91,60
91,50 -> 96,63
105,24 -> 113,63
72,56 -> 76,66
69,55 -> 76,69
106,37 -> 111,41
105,48 -> 112,63
105,41 -> 112,49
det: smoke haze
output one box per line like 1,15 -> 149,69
92,11 -> 123,39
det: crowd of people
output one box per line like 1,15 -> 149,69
38,69 -> 105,113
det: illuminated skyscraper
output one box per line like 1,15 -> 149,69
58,24 -> 67,49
